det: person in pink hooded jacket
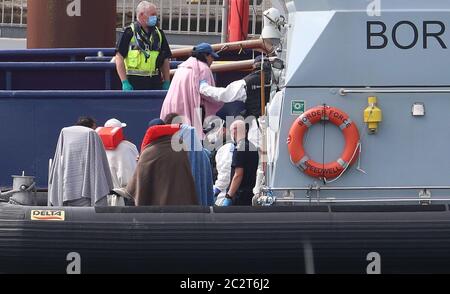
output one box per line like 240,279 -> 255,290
160,43 -> 224,138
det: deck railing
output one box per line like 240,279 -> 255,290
1,0 -> 25,26
0,0 -> 272,37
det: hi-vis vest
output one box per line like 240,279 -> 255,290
124,23 -> 162,77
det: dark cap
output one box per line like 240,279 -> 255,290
148,118 -> 165,127
193,43 -> 219,59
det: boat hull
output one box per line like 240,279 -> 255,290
1,204 -> 449,274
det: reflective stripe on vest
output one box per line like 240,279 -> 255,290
124,24 -> 162,77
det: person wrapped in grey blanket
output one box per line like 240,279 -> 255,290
48,126 -> 113,207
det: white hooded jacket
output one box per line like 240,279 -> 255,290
214,142 -> 235,205
105,140 -> 139,189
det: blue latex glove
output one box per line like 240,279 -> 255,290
213,187 -> 221,197
199,79 -> 208,89
162,80 -> 170,90
221,197 -> 233,206
122,80 -> 134,91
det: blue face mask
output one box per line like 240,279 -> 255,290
147,16 -> 157,27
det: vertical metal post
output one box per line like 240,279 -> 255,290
122,0 -> 126,28
20,0 -> 23,25
214,0 -> 219,34
1,0 -> 5,24
260,55 -> 266,116
159,0 -> 163,29
252,0 -> 257,36
131,0 -> 136,22
221,0 -> 229,42
196,0 -> 200,33
178,0 -> 182,32
169,0 -> 173,31
260,54 -> 267,189
187,0 -> 191,32
206,0 -> 210,33
10,0 -> 14,25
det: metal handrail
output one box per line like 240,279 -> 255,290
340,88 -> 450,95
266,186 -> 450,191
119,0 -> 270,37
0,0 -> 24,26
0,0 -> 272,37
274,198 -> 450,203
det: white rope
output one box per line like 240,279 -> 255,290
324,141 -> 361,184
324,105 -> 375,183
356,142 -> 367,175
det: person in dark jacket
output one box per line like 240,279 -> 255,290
223,120 -> 259,206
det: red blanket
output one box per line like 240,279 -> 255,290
140,124 -> 181,153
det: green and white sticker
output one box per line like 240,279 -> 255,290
291,100 -> 305,115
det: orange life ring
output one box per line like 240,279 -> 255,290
287,105 -> 360,180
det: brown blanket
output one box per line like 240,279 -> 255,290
126,135 -> 198,206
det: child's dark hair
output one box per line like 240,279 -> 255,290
164,113 -> 180,124
192,51 -> 209,64
75,116 -> 96,129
